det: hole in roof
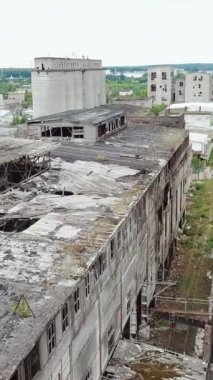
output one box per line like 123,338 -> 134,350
55,190 -> 74,196
0,218 -> 39,233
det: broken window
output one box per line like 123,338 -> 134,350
47,321 -> 56,355
162,72 -> 167,80
117,230 -> 121,249
101,252 -> 107,272
151,84 -> 156,92
25,342 -> 40,380
179,81 -> 183,87
62,303 -> 69,332
74,287 -> 80,313
120,115 -> 125,126
151,72 -> 156,80
179,90 -> 182,96
110,239 -> 115,259
108,324 -> 115,355
163,184 -> 169,209
85,273 -> 90,298
74,134 -> 84,138
193,76 -> 197,81
126,292 -> 131,314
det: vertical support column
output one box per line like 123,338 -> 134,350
130,303 -> 137,339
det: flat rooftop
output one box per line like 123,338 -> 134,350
0,124 -> 187,379
106,339 -> 207,379
29,106 -> 125,126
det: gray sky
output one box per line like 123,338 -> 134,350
1,0 -> 212,67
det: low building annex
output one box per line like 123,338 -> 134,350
28,106 -> 126,143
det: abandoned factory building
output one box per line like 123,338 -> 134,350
0,122 -> 191,380
27,106 -> 126,143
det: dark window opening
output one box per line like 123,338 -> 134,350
74,134 -> 84,138
73,126 -> 83,130
98,123 -> 106,137
41,63 -> 45,70
74,287 -> 80,313
120,116 -> 125,126
0,218 -> 38,233
51,127 -> 61,137
151,84 -> 156,92
101,251 -> 107,272
162,72 -> 167,80
179,81 -> 183,87
62,303 -> 69,332
151,72 -> 156,80
110,239 -> 115,259
61,127 -> 72,137
48,321 -> 56,355
24,342 -> 40,380
85,273 -> 90,297
163,184 -> 169,209
42,129 -> 51,137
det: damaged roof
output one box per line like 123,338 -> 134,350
0,124 -> 188,379
106,339 -> 207,380
0,138 -> 57,166
28,106 -> 124,125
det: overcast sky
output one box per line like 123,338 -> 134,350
1,0 -> 212,67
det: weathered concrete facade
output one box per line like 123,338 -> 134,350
185,72 -> 212,103
32,57 -> 106,118
0,125 -> 191,380
147,66 -> 175,105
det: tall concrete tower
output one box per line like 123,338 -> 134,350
31,57 -> 106,118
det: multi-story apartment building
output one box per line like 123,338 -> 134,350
185,72 -> 213,102
31,57 -> 106,118
147,66 -> 175,106
0,119 -> 191,380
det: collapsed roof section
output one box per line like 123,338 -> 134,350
0,138 -> 58,191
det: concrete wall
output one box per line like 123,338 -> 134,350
34,58 -> 102,70
185,72 -> 211,102
14,136 -> 191,380
128,114 -> 185,129
185,113 -> 212,130
32,70 -> 106,118
147,66 -> 174,106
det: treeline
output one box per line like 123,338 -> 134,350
106,63 -> 213,72
0,68 -> 31,79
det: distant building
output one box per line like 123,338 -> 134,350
119,90 -> 133,97
31,57 -> 106,118
185,72 -> 213,103
147,66 -> 175,106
